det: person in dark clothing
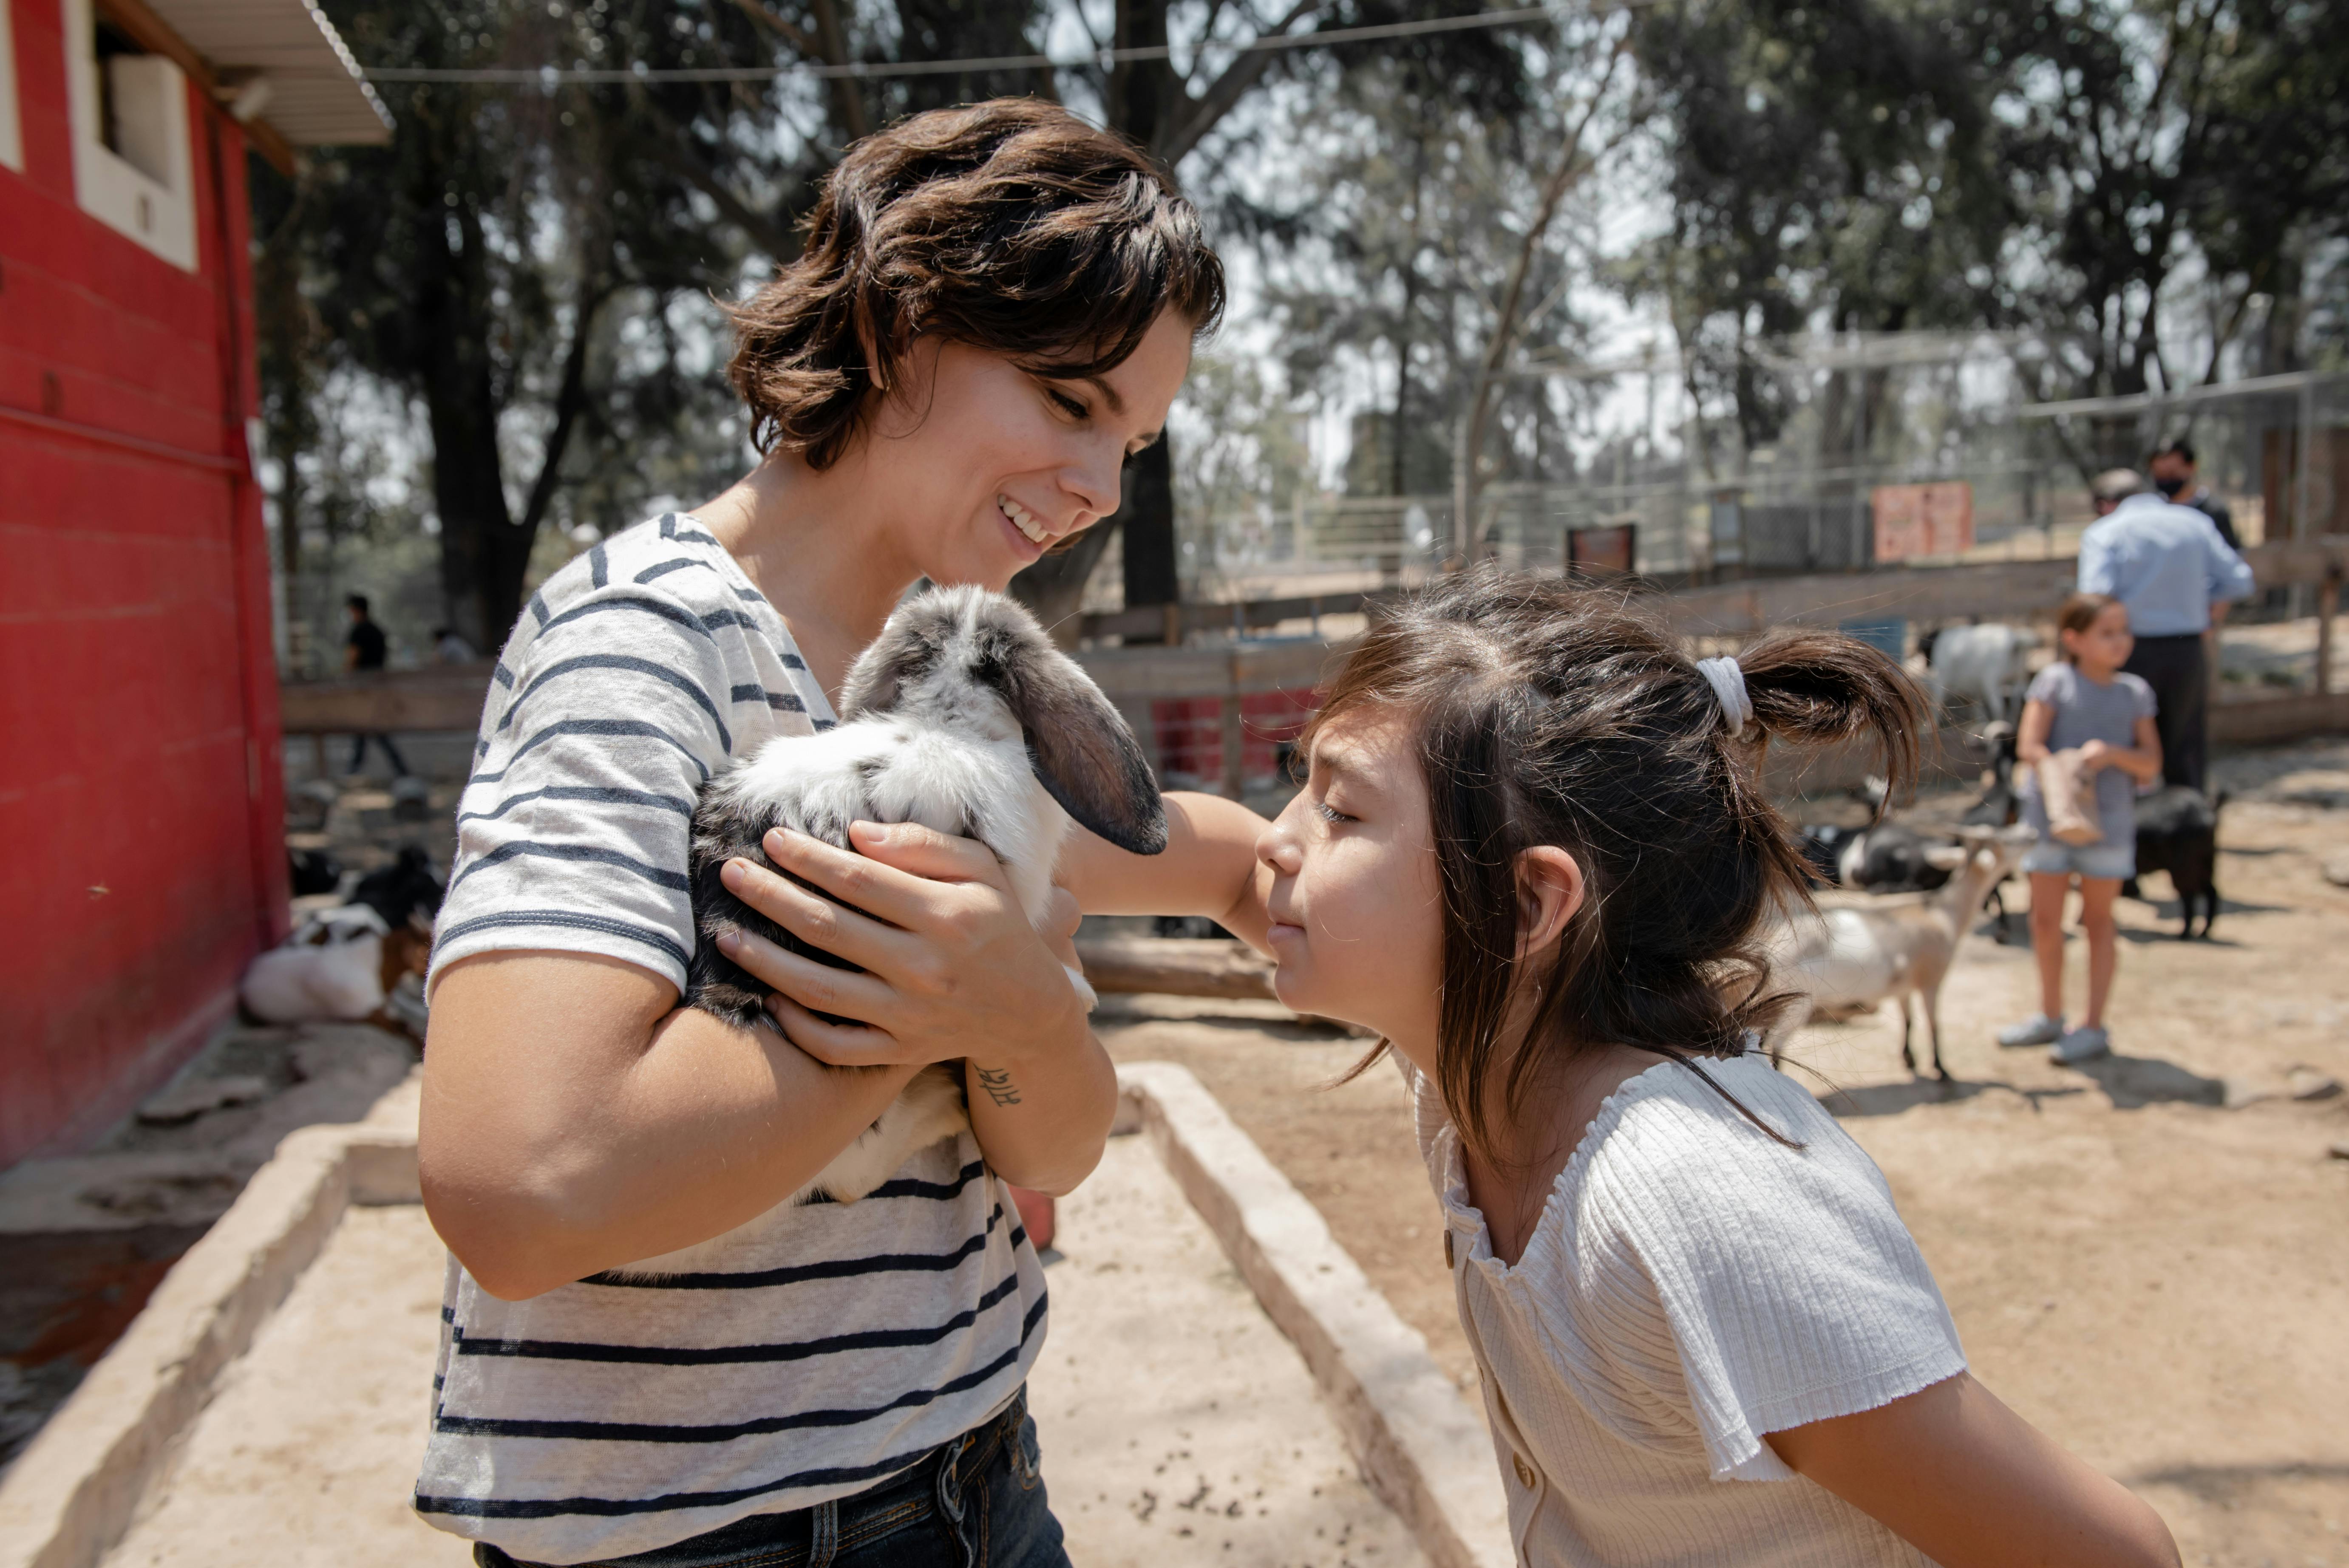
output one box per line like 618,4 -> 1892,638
343,594 -> 408,776
2148,439 -> 2240,550
2077,469 -> 2255,791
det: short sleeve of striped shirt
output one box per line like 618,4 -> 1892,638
430,517 -> 821,995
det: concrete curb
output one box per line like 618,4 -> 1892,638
1116,1061 -> 1513,1568
0,1094 -> 419,1568
1,1067 -> 1502,1568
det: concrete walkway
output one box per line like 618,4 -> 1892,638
99,1134 -> 1420,1568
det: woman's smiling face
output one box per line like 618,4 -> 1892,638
862,310 -> 1195,592
1255,705 -> 1448,1067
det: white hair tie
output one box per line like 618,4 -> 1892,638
1696,656 -> 1753,736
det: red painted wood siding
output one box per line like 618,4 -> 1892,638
0,0 -> 288,1165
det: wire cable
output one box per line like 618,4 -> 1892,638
357,6 -> 1560,84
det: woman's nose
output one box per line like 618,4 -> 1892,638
1062,438 -> 1124,520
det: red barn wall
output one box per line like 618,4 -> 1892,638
0,0 -> 289,1165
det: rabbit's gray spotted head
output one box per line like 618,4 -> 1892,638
842,586 -> 1169,855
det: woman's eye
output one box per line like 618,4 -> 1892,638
1047,388 -> 1088,420
1317,801 -> 1354,825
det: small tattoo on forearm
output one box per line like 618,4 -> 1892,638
975,1067 -> 1022,1107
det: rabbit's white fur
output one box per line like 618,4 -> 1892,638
619,587 -> 1159,1279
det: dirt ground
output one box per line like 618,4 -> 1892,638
1097,738 -> 2349,1568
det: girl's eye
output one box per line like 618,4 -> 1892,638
1317,801 -> 1354,825
1046,387 -> 1088,420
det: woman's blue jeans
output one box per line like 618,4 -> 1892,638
472,1389 -> 1068,1568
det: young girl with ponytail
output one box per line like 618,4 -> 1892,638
1076,568 -> 2180,1565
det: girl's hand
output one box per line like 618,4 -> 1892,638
714,821 -> 1089,1071
2078,738 -> 2112,771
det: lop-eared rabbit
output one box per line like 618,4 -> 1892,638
620,587 -> 1165,1278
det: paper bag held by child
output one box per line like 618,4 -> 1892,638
2037,749 -> 2102,845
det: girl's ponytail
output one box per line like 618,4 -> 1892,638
1733,631 -> 1929,811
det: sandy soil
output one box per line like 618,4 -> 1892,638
1098,739 -> 2349,1568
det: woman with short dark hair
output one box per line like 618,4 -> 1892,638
416,101 -> 1262,1567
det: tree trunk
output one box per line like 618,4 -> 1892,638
414,187 -> 524,652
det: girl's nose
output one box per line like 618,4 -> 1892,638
1257,808 -> 1301,875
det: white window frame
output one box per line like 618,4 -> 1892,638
62,0 -> 198,270
0,0 -> 23,174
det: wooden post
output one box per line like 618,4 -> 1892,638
1220,693 -> 1246,800
2320,569 -> 2340,696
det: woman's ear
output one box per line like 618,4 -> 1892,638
1513,846 -> 1585,962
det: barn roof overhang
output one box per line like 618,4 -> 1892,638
99,0 -> 391,174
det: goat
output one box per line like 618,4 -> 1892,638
2125,788 -> 2226,939
1766,825 -> 2035,1080
241,904 -> 434,1025
351,845 -> 444,931
1925,623 -> 2040,723
1959,722 -> 2022,940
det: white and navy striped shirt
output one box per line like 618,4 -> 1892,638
417,515 -> 1048,1564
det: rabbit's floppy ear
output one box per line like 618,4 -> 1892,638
976,602 -> 1167,856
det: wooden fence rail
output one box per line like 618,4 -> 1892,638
278,539 -> 2349,786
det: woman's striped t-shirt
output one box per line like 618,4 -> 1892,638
417,514 -> 1048,1564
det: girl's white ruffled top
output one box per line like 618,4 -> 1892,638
1407,1055 -> 1966,1567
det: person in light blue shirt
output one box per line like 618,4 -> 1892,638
2075,467 -> 2254,789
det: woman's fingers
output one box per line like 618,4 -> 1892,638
720,856 -> 917,976
845,820 -> 1005,884
764,824 -> 1008,930
714,924 -> 895,1024
1041,885 -> 1082,970
765,992 -> 917,1067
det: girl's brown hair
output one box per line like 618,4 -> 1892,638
2054,592 -> 2123,663
1312,567 -> 1929,1160
726,99 -> 1225,466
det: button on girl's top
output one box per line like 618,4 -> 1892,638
1408,1056 -> 1966,1567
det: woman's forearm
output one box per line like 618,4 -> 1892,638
422,952 -> 918,1299
962,1019 -> 1120,1196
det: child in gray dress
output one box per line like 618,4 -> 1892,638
1998,593 -> 2162,1064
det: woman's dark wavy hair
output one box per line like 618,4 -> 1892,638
726,99 -> 1226,466
1312,566 -> 1929,1160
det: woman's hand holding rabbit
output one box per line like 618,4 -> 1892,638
714,820 -> 1088,1070
715,818 -> 1117,1194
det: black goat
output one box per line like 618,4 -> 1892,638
2125,788 -> 2225,939
288,848 -> 344,898
352,846 -> 445,931
1959,722 -> 2021,940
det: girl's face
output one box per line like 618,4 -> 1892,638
1255,707 -> 1448,1069
2063,603 -> 2134,674
863,310 -> 1195,592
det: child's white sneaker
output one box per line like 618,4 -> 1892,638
1997,1013 -> 2064,1048
2049,1025 -> 2111,1065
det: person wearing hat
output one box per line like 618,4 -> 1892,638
2075,467 -> 2254,791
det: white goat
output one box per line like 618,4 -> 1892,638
1765,825 -> 2034,1079
241,905 -> 432,1025
1927,623 -> 2040,723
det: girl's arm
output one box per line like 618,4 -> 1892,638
2015,696 -> 2056,765
2080,715 -> 2163,785
1766,1372 -> 2179,1568
1058,790 -> 1276,951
